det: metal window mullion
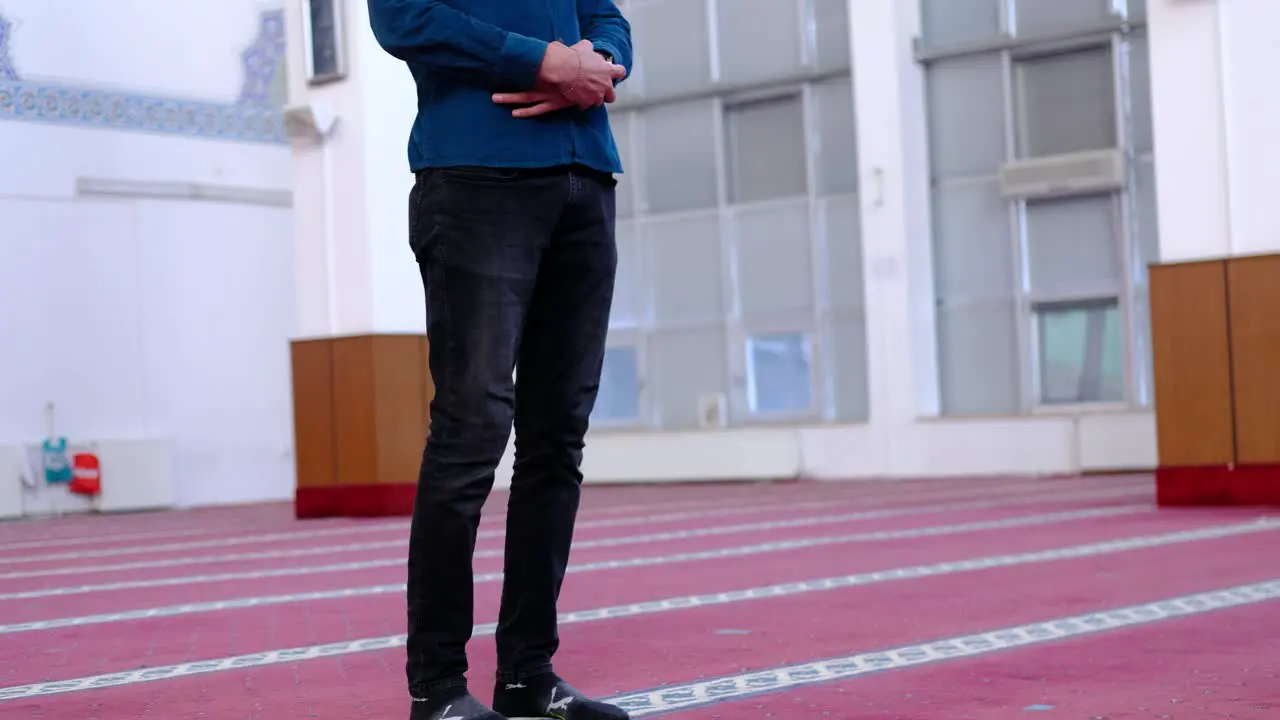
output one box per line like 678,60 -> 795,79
713,95 -> 742,426
1003,46 -> 1035,412
800,81 -> 830,420
1109,30 -> 1139,408
916,16 -> 1146,64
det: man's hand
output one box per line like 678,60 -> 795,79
492,90 -> 578,118
534,39 -> 627,110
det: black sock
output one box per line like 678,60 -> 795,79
492,673 -> 629,720
410,686 -> 506,720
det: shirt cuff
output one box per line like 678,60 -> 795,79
498,33 -> 549,88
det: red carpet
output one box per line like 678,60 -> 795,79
1,474 -> 1277,719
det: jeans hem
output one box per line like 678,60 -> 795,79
495,664 -> 554,684
409,675 -> 469,699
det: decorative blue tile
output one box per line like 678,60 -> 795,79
239,9 -> 287,107
0,12 -> 19,80
0,9 -> 287,145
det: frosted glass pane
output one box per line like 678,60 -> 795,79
813,76 -> 858,195
726,94 -> 807,203
933,181 -> 1014,299
747,332 -> 813,414
822,194 -> 863,310
826,312 -> 869,421
650,328 -> 727,429
811,0 -> 850,71
718,0 -> 803,84
1016,47 -> 1116,158
643,99 -> 719,213
1132,158 -> 1159,281
1026,193 -> 1121,297
612,111 -> 635,218
594,345 -> 641,421
1037,300 -> 1124,404
632,0 -> 712,97
1128,32 -> 1153,154
937,298 -> 1020,415
921,0 -> 1003,47
927,53 -> 1007,178
734,200 -> 812,316
1014,0 -> 1114,36
610,221 -> 643,327
645,213 -> 724,323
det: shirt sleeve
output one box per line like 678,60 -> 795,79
367,0 -> 549,88
577,0 -> 633,82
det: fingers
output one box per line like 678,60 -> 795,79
511,97 -> 572,118
492,91 -> 551,105
609,63 -> 627,80
604,86 -> 617,104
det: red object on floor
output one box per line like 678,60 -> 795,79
294,483 -> 418,518
1156,463 -> 1280,506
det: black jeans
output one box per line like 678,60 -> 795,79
404,165 -> 617,697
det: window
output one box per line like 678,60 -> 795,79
747,332 -> 814,414
725,94 -> 808,204
604,0 -> 863,430
1013,0 -> 1115,38
920,0 -> 1002,48
1015,47 -> 1116,159
921,2 -> 1155,413
630,0 -> 712,98
644,213 -> 724,326
1024,193 -> 1121,299
302,0 -> 346,84
594,346 -> 642,422
1036,300 -> 1124,404
612,111 -> 636,219
812,77 -> 858,195
717,0 -> 803,84
926,53 -> 1007,178
642,99 -> 720,213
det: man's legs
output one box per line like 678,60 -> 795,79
405,167 -> 563,718
491,170 -> 628,720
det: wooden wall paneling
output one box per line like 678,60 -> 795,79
331,335 -> 378,487
1226,254 -> 1280,465
1149,260 -> 1236,468
290,339 -> 336,491
372,334 -> 429,485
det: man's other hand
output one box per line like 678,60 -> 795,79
534,40 -> 627,111
492,90 -> 579,118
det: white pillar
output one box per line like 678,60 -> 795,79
285,0 -> 425,338
848,0 -> 939,474
1147,0 -> 1280,263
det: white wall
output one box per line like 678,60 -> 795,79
284,0 -> 423,339
1147,0 -> 1280,262
0,0 -> 296,509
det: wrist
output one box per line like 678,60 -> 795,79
539,42 -> 578,87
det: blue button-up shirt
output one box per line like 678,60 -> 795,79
367,0 -> 633,175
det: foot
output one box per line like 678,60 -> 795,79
492,673 -> 629,720
410,687 -> 506,720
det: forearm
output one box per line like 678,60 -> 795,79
367,0 -> 547,87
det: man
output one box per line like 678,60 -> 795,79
366,2 -> 633,720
